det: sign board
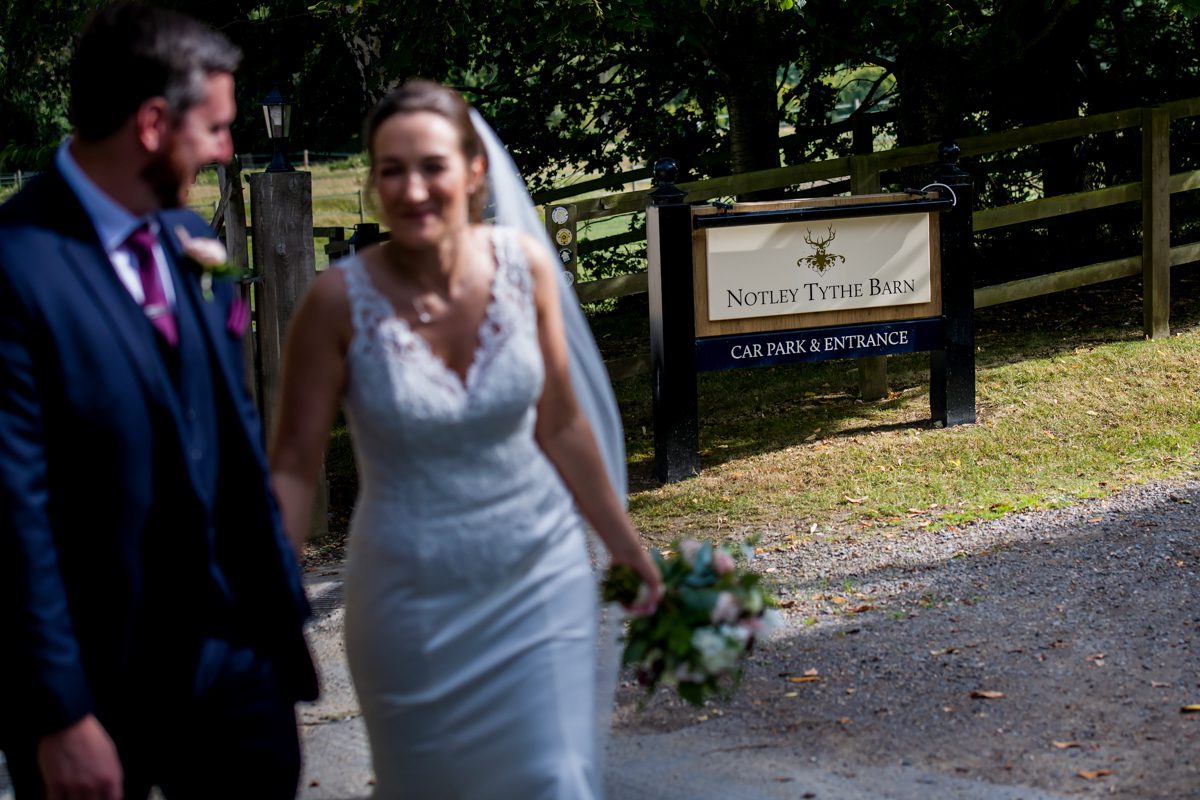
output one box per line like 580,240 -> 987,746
645,172 -> 975,484
705,213 -> 932,320
694,318 -> 942,372
690,196 -> 943,338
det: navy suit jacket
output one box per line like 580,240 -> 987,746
0,165 -> 317,743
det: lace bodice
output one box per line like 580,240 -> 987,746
336,226 -> 579,590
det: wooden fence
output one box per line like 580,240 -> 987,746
551,98 -> 1200,381
216,96 -> 1200,398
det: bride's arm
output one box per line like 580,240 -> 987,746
269,268 -> 351,557
523,234 -> 663,610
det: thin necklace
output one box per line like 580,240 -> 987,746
382,237 -> 473,326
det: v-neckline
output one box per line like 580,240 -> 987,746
359,228 -> 503,393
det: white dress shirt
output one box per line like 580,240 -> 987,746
55,138 -> 177,308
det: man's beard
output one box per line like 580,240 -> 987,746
140,147 -> 191,209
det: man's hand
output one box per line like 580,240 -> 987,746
37,714 -> 123,800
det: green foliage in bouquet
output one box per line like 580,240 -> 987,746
602,539 -> 779,706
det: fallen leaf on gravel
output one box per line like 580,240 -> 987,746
1077,769 -> 1113,780
1181,704 -> 1200,713
930,647 -> 959,656
1151,681 -> 1171,688
788,676 -> 820,683
1052,741 -> 1081,749
970,690 -> 1005,699
777,600 -> 795,609
783,691 -> 799,697
851,604 -> 875,613
1087,517 -> 1102,523
831,596 -> 848,605
1086,653 -> 1107,662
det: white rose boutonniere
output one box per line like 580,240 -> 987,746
175,226 -> 238,301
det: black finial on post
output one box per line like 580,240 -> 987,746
649,157 -> 687,204
936,141 -> 967,181
937,141 -> 960,166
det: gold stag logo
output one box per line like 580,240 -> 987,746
797,225 -> 845,275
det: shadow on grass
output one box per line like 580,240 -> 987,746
613,269 -> 1200,489
308,267 -> 1200,560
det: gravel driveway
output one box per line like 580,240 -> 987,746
7,479 -> 1192,800
612,479 -> 1200,798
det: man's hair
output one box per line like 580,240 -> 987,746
70,2 -> 241,142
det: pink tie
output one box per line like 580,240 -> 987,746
126,225 -> 178,346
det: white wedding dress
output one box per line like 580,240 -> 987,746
338,226 -> 600,799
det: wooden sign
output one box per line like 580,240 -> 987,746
644,154 -> 976,483
692,195 -> 942,338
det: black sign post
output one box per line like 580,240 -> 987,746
646,147 -> 976,483
930,142 -> 976,426
646,159 -> 701,483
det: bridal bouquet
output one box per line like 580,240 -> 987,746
602,539 -> 780,706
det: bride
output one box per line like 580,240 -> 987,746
268,80 -> 662,798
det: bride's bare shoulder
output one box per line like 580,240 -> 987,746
505,228 -> 555,276
292,254 -> 360,345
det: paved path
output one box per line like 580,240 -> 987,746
296,570 -> 1071,800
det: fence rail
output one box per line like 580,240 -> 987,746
547,96 -> 1200,378
221,97 -> 1200,390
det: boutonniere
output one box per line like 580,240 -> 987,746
175,226 -> 239,301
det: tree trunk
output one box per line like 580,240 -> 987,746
725,73 -> 782,176
713,9 -> 785,198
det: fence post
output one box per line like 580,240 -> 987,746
647,158 -> 700,482
1142,106 -> 1170,338
545,203 -> 579,284
216,159 -> 254,404
930,142 -> 976,426
248,170 -> 328,540
850,119 -> 888,400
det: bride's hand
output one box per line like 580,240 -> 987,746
610,545 -> 663,616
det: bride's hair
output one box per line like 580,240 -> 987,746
365,80 -> 489,223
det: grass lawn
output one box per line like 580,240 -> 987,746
308,268 -> 1200,564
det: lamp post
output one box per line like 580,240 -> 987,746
261,85 -> 294,173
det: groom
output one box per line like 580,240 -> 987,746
0,3 -> 317,798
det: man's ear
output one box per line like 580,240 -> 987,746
134,97 -> 172,154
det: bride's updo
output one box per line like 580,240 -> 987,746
365,80 -> 489,223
